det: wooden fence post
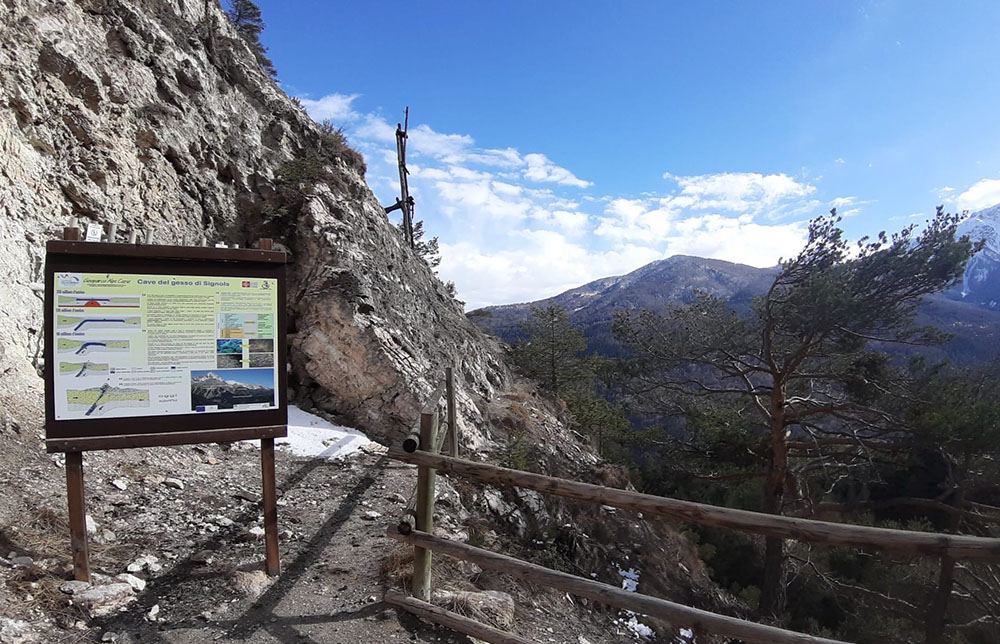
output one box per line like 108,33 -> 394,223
60,224 -> 90,582
65,452 -> 91,582
260,437 -> 280,576
258,234 -> 280,577
412,409 -> 438,600
924,555 -> 955,644
446,367 -> 458,457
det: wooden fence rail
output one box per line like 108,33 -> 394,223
387,448 -> 1000,562
384,591 -> 535,644
384,371 -> 999,644
388,527 -> 849,644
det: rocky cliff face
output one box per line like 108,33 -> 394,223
0,0 -> 510,443
0,7 -> 729,640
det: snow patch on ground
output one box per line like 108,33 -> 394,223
616,566 -> 655,639
277,405 -> 376,459
619,567 -> 640,592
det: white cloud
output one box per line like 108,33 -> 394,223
298,93 -> 360,122
957,178 -> 1000,212
594,198 -> 676,241
834,157 -> 846,164
830,196 -> 857,209
466,147 -> 524,168
353,115 -> 396,144
305,95 -> 828,307
408,124 -> 475,162
523,153 -> 593,188
662,171 -> 816,215
434,178 -> 533,221
660,215 -> 806,267
829,196 -> 874,217
440,235 -> 661,308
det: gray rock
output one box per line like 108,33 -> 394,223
115,573 -> 146,592
162,478 -> 184,490
59,580 -> 92,595
232,570 -> 270,597
0,618 -> 32,643
10,556 -> 33,567
73,583 -> 135,617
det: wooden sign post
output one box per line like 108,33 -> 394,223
45,229 -> 287,580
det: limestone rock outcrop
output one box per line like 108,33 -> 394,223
0,0 -> 510,443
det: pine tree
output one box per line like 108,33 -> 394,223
225,0 -> 277,78
510,306 -> 589,397
412,220 -> 440,268
614,207 -> 980,617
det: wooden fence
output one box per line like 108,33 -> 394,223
385,370 -> 1000,644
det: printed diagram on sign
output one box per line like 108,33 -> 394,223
57,315 -> 141,331
57,294 -> 140,308
217,313 -> 274,339
50,271 -> 281,421
57,338 -> 130,356
67,383 -> 150,417
59,362 -> 109,377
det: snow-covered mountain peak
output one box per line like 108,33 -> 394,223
958,203 -> 1000,253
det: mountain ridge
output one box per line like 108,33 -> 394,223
471,205 -> 1000,362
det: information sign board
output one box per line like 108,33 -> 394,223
44,242 -> 287,451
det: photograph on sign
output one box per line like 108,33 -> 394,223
52,272 -> 279,421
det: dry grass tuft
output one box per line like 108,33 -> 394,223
379,544 -> 414,588
2,505 -> 135,625
433,589 -> 515,629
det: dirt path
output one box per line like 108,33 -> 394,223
85,448 -> 466,644
2,430 -> 659,643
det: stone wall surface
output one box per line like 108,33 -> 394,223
0,0 -> 511,443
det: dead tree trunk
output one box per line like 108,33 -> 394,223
395,107 -> 414,248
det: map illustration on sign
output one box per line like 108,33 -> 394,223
52,272 -> 279,421
57,315 -> 141,331
58,294 -> 141,308
67,384 -> 150,417
57,338 -> 131,356
59,362 -> 109,377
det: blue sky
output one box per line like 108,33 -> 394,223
255,1 -> 1000,309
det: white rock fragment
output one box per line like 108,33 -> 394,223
74,583 -> 135,617
163,478 -> 184,490
111,479 -> 129,491
116,573 -> 146,592
59,580 -> 92,595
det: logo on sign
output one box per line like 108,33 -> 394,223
58,273 -> 82,287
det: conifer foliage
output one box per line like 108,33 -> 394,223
225,0 -> 277,77
412,220 -> 441,269
613,207 -> 981,619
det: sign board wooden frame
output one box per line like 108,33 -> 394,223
44,234 -> 287,580
45,240 -> 288,452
